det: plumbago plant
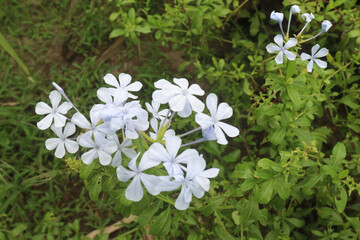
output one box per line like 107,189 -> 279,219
35,74 -> 239,231
33,2 -> 360,239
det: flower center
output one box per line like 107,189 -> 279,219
182,89 -> 188,96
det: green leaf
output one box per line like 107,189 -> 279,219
254,179 -> 274,204
292,116 -> 311,127
285,60 -> 297,80
0,32 -> 33,81
286,218 -> 304,228
335,187 -> 347,213
139,200 -> 162,227
287,84 -> 301,106
109,28 -> 125,38
239,196 -> 256,224
275,177 -> 290,200
317,207 -> 343,225
109,12 -> 120,21
202,196 -> 226,217
128,8 -> 136,25
149,205 -> 171,236
224,149 -> 241,163
233,163 -> 253,179
232,211 -> 240,225
302,173 -> 324,194
332,142 -> 346,160
80,161 -> 95,179
215,225 -> 236,240
135,25 -> 151,33
269,128 -> 286,145
257,158 -> 283,172
348,29 -> 360,38
87,174 -> 102,201
292,128 -> 314,144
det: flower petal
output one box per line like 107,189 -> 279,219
35,102 -> 52,115
126,82 -> 142,92
53,113 -> 67,128
57,102 -> 72,114
215,102 -> 233,120
169,94 -> 186,112
199,168 -> 219,178
205,93 -> 218,117
173,78 -> 189,90
37,114 -> 54,130
266,43 -> 281,53
81,149 -> 98,165
187,95 -> 205,113
116,166 -> 136,182
104,73 -> 119,88
176,149 -> 199,164
148,142 -> 171,162
177,100 -> 192,118
188,84 -> 204,96
140,173 -> 161,195
274,34 -> 284,47
64,139 -> 79,153
314,48 -> 329,58
165,135 -> 181,159
284,38 -> 297,48
54,142 -> 66,158
284,50 -> 296,61
118,73 -> 132,88
186,157 -> 206,180
275,51 -> 284,64
63,122 -> 76,137
49,90 -> 61,109
50,124 -> 63,137
300,53 -> 311,61
45,138 -> 60,150
217,122 -> 240,137
138,150 -> 161,171
314,59 -> 327,69
175,187 -> 190,210
214,124 -> 228,145
311,44 -> 320,56
195,113 -> 214,129
125,176 -> 143,202
72,112 -> 91,129
98,150 -> 112,165
307,60 -> 314,73
112,151 -> 123,167
97,88 -> 113,103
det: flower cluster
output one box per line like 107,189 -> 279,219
266,5 -> 331,72
35,74 -> 239,210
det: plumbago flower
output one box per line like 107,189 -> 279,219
152,78 -> 205,117
156,157 -> 219,210
266,34 -> 297,64
266,5 -> 332,72
36,72 -> 238,210
45,123 -> 79,158
117,153 -> 161,201
300,44 -> 329,73
35,90 -> 72,130
195,93 -> 239,145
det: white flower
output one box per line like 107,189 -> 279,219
270,11 -> 285,36
45,123 -> 79,158
147,135 -> 198,176
290,5 -> 301,14
145,101 -> 170,121
103,73 -> 142,99
300,44 -> 329,73
152,78 -> 205,118
116,152 -> 161,202
108,135 -> 137,167
35,90 -> 72,130
287,5 -> 301,36
78,135 -> 117,165
156,157 -> 219,210
266,34 -> 297,64
71,109 -> 112,142
270,11 -> 284,23
195,93 -> 239,145
302,13 -> 314,23
202,126 -> 217,141
321,20 -> 332,32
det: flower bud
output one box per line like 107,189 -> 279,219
290,5 -> 301,14
270,11 -> 284,23
321,20 -> 332,32
302,13 -> 314,23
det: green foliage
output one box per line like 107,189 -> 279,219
2,0 -> 360,239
